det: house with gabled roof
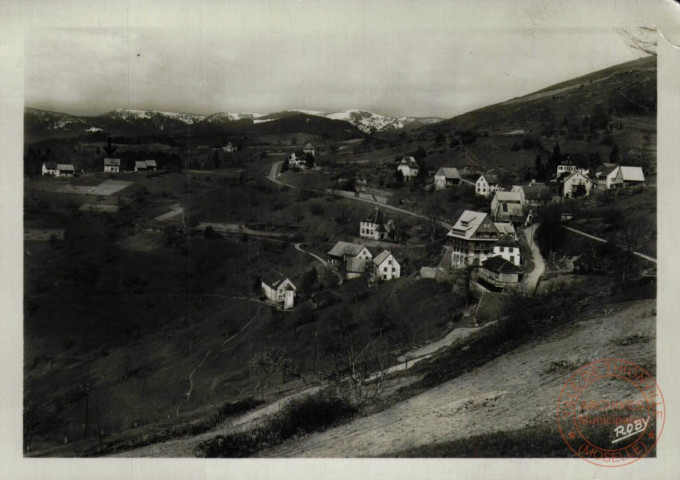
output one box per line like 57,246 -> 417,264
434,167 -> 462,190
397,156 -> 419,180
302,142 -> 315,157
618,166 -> 645,186
145,160 -> 157,172
327,241 -> 373,278
261,269 -> 296,309
561,171 -> 593,198
594,163 -> 622,190
42,162 -> 58,176
490,190 -> 525,224
475,174 -> 500,197
360,207 -> 390,240
492,234 -> 521,266
135,160 -> 148,172
372,250 -> 401,282
513,182 -> 551,208
476,256 -> 523,290
104,158 -> 121,173
447,210 -> 502,267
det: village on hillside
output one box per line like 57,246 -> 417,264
20,16 -> 660,463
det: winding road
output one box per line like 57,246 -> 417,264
267,161 -> 452,229
561,225 -> 657,263
522,223 -> 545,294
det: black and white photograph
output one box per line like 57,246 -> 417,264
3,0 -> 680,478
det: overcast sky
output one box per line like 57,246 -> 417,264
22,0 -> 679,119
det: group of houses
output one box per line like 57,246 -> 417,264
327,241 -> 401,282
41,162 -> 75,177
41,157 -> 160,176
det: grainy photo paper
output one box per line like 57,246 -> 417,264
2,0 -> 680,479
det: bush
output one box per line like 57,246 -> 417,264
194,390 -> 358,457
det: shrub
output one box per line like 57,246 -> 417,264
194,390 -> 358,457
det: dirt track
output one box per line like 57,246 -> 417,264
259,299 -> 655,457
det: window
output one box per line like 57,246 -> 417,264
383,267 -> 388,273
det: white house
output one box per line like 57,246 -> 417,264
42,162 -> 75,177
556,163 -> 577,178
360,207 -> 388,240
42,162 -> 58,176
447,210 -> 502,268
514,182 -> 551,208
561,171 -> 593,198
302,142 -> 316,157
372,250 -> 401,282
223,142 -> 237,153
618,166 -> 645,186
434,167 -> 462,190
492,234 -> 521,266
475,174 -> 500,197
397,156 -> 419,180
145,160 -> 157,172
261,269 -> 296,309
490,190 -> 525,223
104,158 -> 121,173
327,241 -> 373,278
288,152 -> 305,169
134,160 -> 148,172
595,164 -> 623,190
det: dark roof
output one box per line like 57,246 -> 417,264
495,234 -> 519,248
104,158 -> 121,166
481,255 -> 522,274
364,207 -> 385,225
262,269 -> 294,289
44,162 -> 57,170
480,174 -> 499,184
57,164 -> 74,171
522,185 -> 550,200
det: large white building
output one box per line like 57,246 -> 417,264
42,162 -> 74,177
492,234 -> 521,266
447,210 -> 503,267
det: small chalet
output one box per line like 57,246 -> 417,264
492,234 -> 521,266
434,167 -> 462,190
475,174 -> 500,197
223,142 -> 238,153
397,156 -> 419,180
372,250 -> 401,282
360,207 -> 389,240
595,163 -> 622,190
104,158 -> 121,173
513,182 -> 551,208
327,241 -> 373,279
261,269 -> 296,309
561,171 -> 593,198
447,210 -> 501,267
134,161 -> 148,172
477,256 -> 523,290
490,190 -> 525,224
145,160 -> 157,172
42,162 -> 57,176
302,143 -> 316,157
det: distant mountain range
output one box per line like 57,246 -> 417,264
24,107 -> 444,142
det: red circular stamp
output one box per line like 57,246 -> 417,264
556,358 -> 665,467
